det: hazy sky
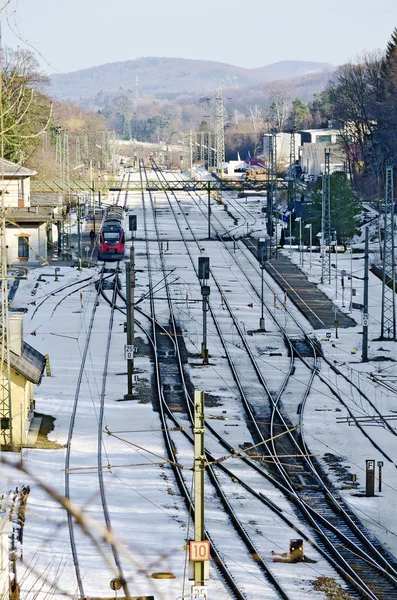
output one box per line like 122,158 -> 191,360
3,0 -> 397,74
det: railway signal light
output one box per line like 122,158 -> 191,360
123,321 -> 127,333
129,214 -> 137,232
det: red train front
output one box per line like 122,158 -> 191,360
98,206 -> 125,261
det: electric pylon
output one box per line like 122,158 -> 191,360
206,131 -> 212,168
267,132 -> 277,254
214,84 -> 225,171
0,189 -> 12,449
75,135 -> 81,173
381,165 -> 396,339
102,130 -> 109,172
0,26 -> 12,448
55,131 -> 62,180
321,149 -> 331,284
200,132 -> 205,164
83,132 -> 89,168
288,131 -> 296,207
111,131 -> 117,174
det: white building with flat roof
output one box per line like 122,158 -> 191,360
300,142 -> 346,177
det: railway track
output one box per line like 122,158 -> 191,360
139,160 -> 307,599
147,160 -> 397,599
140,161 -> 367,599
64,263 -> 130,598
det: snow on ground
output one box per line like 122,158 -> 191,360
2,169 -> 397,600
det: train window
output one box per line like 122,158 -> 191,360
104,232 -> 120,242
121,233 -> 125,243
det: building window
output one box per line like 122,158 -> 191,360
316,135 -> 332,143
18,236 -> 29,258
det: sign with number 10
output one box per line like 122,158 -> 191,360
189,540 -> 210,562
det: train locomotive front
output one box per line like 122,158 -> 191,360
98,205 -> 125,260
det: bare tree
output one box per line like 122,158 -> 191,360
327,51 -> 383,194
267,83 -> 292,132
247,105 -> 264,156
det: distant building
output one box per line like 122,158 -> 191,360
0,312 -> 46,449
0,158 -> 55,265
299,128 -> 342,145
263,133 -> 300,168
300,142 -> 346,178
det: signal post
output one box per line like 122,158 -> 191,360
190,390 -> 209,599
124,215 -> 137,400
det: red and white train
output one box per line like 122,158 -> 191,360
98,205 -> 125,261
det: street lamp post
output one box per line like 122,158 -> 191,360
305,223 -> 312,275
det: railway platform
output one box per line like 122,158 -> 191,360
243,239 -> 356,330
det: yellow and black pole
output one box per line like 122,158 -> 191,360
190,389 -> 210,595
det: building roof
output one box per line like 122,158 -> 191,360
31,194 -> 63,208
4,341 -> 46,385
299,128 -> 341,136
6,207 -> 54,224
302,142 -> 346,164
0,158 -> 36,178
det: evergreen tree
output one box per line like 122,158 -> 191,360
385,27 -> 397,62
308,172 -> 361,245
376,28 -> 397,171
290,98 -> 311,129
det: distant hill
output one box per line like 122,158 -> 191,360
47,57 -> 334,105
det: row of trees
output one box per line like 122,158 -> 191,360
0,47 -> 111,178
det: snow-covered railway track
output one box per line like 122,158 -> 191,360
63,264 -> 130,598
165,167 -> 397,461
139,161 -> 302,600
145,162 -> 380,599
149,162 -> 397,599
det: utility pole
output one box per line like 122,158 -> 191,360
214,84 -> 225,173
207,181 -> 211,240
0,26 -> 12,449
381,165 -> 396,339
75,135 -> 81,173
362,226 -> 369,362
257,239 -> 268,330
76,195 -> 81,259
321,149 -> 331,285
124,217 -> 137,399
124,250 -> 135,399
190,390 -> 209,595
55,130 -> 63,180
189,130 -> 193,172
288,131 -> 296,209
267,132 -> 277,257
199,257 -> 210,365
